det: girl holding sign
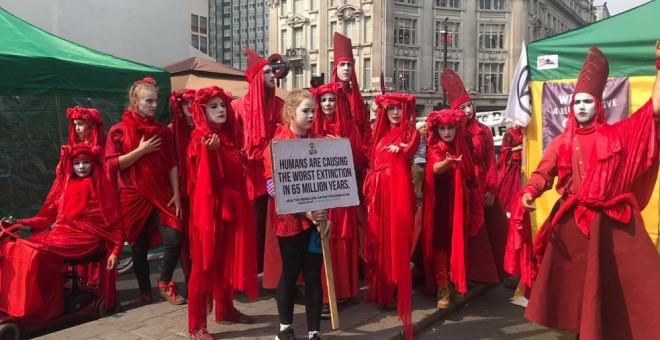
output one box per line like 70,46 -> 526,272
363,93 -> 420,340
264,89 -> 329,340
421,109 -> 488,309
311,82 -> 363,313
186,86 -> 258,340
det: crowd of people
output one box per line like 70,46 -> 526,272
2,33 -> 660,340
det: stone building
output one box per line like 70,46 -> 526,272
267,0 -> 594,115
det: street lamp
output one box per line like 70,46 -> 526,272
441,17 -> 449,108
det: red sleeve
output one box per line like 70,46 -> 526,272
162,128 -> 178,170
105,124 -> 124,176
17,182 -> 59,230
482,126 -> 498,194
263,142 -> 273,180
525,136 -> 560,198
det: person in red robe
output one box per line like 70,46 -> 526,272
441,68 -> 508,283
186,86 -> 258,339
311,82 -> 364,313
1,144 -> 124,323
105,77 -> 185,305
332,33 -> 370,256
497,124 -> 524,215
421,108 -> 486,309
263,89 -> 329,340
506,45 -> 660,340
169,89 -> 196,284
232,47 -> 284,280
363,93 -> 420,340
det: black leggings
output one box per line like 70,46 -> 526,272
132,212 -> 182,294
276,228 -> 323,332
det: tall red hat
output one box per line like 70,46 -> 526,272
441,68 -> 471,110
244,46 -> 269,82
573,46 -> 609,100
333,32 -> 354,66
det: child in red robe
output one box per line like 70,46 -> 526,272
186,86 -> 258,339
105,77 -> 185,305
1,144 -> 124,323
263,89 -> 329,340
421,109 -> 484,309
363,93 -> 420,340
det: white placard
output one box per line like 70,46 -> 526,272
536,54 -> 559,70
475,110 -> 512,146
270,138 -> 360,215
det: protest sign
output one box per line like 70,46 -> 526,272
270,137 -> 360,214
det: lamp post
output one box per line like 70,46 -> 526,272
441,17 -> 449,108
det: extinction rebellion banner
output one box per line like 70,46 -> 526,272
541,77 -> 630,151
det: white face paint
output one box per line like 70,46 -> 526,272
458,101 -> 475,119
573,92 -> 597,126
133,89 -> 158,117
437,124 -> 457,143
73,119 -> 89,140
320,93 -> 336,117
337,61 -> 353,82
205,97 -> 227,125
263,65 -> 276,89
182,99 -> 193,117
290,98 -> 316,134
387,105 -> 402,126
73,159 -> 93,178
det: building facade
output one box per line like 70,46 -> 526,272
191,0 -> 213,57
268,0 -> 594,115
211,0 -> 271,69
593,3 -> 610,21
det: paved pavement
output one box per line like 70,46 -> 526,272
33,265 -> 503,340
417,285 -> 573,340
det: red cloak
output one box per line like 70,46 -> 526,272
497,127 -> 523,213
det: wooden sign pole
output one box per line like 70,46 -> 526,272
320,220 -> 339,329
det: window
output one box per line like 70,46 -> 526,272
223,40 -> 231,48
435,0 -> 460,7
311,64 -> 318,76
344,19 -> 357,42
478,23 -> 505,49
363,16 -> 372,42
294,0 -> 304,12
363,59 -> 371,90
394,18 -> 417,45
329,21 -> 337,46
394,59 -> 416,91
329,0 -> 336,7
311,25 -> 318,50
293,66 -> 304,88
478,62 -> 504,94
224,52 -> 231,60
281,0 -> 288,16
435,61 -> 460,91
435,21 -> 460,48
395,0 -> 419,4
293,27 -> 303,48
200,16 -> 207,34
479,0 -> 506,10
281,29 -> 289,50
309,0 -> 316,11
191,34 -> 199,48
191,14 -> 199,32
223,6 -> 230,14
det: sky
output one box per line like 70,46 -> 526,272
594,0 -> 653,15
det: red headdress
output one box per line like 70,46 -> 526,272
331,33 -> 370,140
371,93 -> 416,155
441,68 -> 472,110
190,86 -> 238,144
311,82 -> 351,137
242,46 -> 278,159
66,107 -> 105,147
426,109 -> 474,177
556,46 -> 609,191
